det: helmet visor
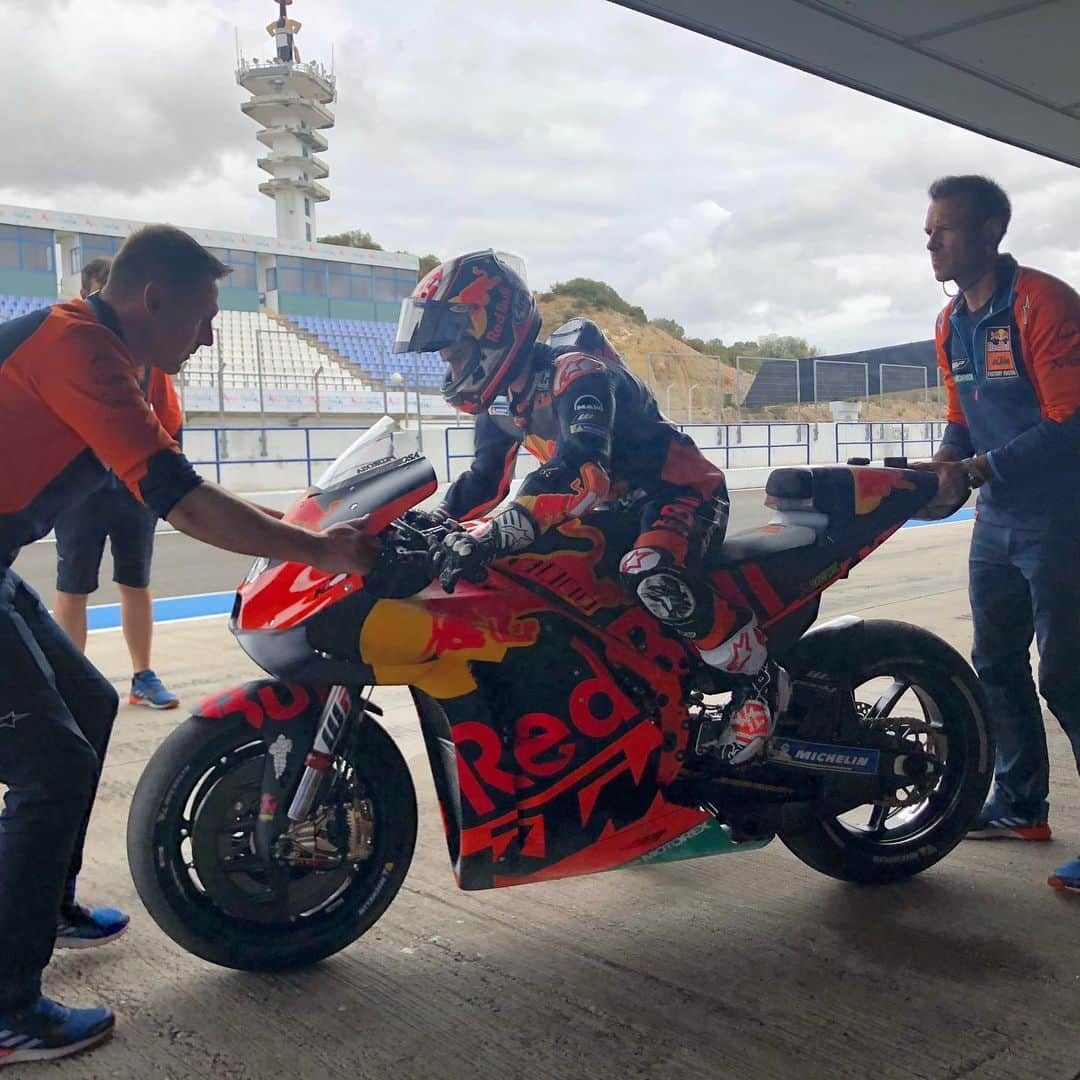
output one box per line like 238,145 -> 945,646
393,299 -> 473,355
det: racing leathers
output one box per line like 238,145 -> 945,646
434,344 -> 782,762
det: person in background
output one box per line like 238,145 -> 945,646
919,174 -> 1080,895
0,225 -> 373,1065
52,256 -> 182,710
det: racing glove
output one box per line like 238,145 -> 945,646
433,504 -> 537,593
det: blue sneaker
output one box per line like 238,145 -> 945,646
966,792 -> 1051,841
56,902 -> 130,949
129,669 -> 179,710
1049,855 -> 1080,895
0,995 -> 114,1067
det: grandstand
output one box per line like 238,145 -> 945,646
288,316 -> 443,389
0,293 -> 53,320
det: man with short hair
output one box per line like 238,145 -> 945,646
53,255 -> 182,711
0,225 -> 373,1064
920,175 -> 1080,895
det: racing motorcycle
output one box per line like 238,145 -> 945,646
127,418 -> 992,971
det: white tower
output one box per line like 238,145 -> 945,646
236,0 -> 335,243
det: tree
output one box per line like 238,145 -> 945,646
542,278 -> 648,324
418,254 -> 441,277
317,229 -> 384,250
755,333 -> 819,359
651,317 -> 685,339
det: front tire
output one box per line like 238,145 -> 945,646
127,712 -> 417,970
779,620 -> 992,884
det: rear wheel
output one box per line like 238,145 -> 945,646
779,620 -> 992,883
127,712 -> 416,970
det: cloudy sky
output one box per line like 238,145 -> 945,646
8,0 -> 1080,352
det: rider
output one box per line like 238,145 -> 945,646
394,250 -> 787,763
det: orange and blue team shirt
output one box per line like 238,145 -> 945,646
935,254 -> 1080,526
0,295 -> 202,568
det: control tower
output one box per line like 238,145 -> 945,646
236,0 -> 336,243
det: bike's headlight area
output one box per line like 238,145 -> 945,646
244,556 -> 271,584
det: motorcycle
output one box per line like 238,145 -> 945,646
127,418 -> 992,971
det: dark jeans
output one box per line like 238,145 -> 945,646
0,569 -> 117,1011
969,518 -> 1080,820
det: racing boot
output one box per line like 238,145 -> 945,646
711,660 -> 790,764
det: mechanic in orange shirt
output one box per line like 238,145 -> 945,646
920,175 -> 1080,895
0,225 -> 370,1064
52,256 -> 186,712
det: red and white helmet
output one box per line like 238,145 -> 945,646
393,249 -> 540,414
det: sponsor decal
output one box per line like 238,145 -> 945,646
636,572 -> 696,623
269,734 -> 293,780
553,354 -> 603,395
806,562 -> 840,593
768,737 -> 879,774
488,395 -> 511,416
954,373 -> 975,383
570,421 -> 610,438
0,710 -> 29,729
951,354 -> 970,373
573,394 -> 604,412
985,326 -> 1017,378
619,547 -> 663,575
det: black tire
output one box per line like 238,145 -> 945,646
779,619 -> 993,884
127,713 -> 417,970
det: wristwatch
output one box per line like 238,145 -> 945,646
960,457 -> 988,488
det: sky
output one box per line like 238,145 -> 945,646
7,0 -> 1080,353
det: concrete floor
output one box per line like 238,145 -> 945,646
10,515 -> 1080,1080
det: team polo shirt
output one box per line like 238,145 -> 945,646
0,297 -> 201,568
936,255 -> 1080,526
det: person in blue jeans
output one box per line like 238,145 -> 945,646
921,174 -> 1080,894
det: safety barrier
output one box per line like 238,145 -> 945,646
835,421 -> 948,463
444,422 -> 812,483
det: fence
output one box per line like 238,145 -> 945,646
184,425 -> 370,489
443,422 -> 811,483
879,363 -> 930,418
813,359 -> 869,420
835,421 -> 948,463
176,328 -> 455,420
735,356 -> 800,422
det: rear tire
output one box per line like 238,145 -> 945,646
779,619 -> 992,884
127,713 -> 417,970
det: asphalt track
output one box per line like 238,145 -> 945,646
9,494 -> 1078,1080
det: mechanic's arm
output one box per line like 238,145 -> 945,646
983,284 -> 1080,484
44,342 -> 371,575
439,411 -> 519,521
166,480 -> 371,573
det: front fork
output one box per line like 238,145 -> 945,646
287,685 -> 361,822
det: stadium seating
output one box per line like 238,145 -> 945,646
288,315 -> 444,389
0,293 -> 55,320
183,309 -> 369,391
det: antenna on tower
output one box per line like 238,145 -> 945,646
234,26 -> 241,68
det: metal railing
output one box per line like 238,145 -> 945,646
835,421 -> 948,463
443,422 -> 811,482
186,425 -> 368,488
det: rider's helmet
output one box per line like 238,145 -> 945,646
393,250 -> 540,414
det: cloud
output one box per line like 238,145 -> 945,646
5,0 -> 1080,353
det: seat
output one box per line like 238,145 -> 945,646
716,523 -> 819,564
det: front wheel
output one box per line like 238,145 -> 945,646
779,619 -> 993,884
127,711 -> 417,970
